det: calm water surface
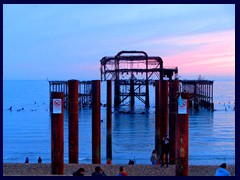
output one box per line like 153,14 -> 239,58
3,80 -> 235,165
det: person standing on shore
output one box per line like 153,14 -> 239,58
150,149 -> 158,165
116,166 -> 128,176
25,157 -> 29,163
160,134 -> 170,167
92,166 -> 107,176
215,163 -> 231,176
38,157 -> 42,164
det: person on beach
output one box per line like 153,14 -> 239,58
116,166 -> 128,176
128,159 -> 134,165
160,134 -> 170,167
73,167 -> 85,176
215,163 -> 231,176
150,149 -> 158,165
38,157 -> 42,164
25,157 -> 29,163
92,166 -> 107,176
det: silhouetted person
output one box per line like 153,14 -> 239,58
25,157 -> 29,163
215,163 -> 231,176
116,166 -> 128,176
92,166 -> 106,176
73,167 -> 85,176
128,159 -> 134,165
160,134 -> 170,167
150,149 -> 158,165
38,157 -> 42,164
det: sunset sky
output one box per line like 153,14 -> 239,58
3,4 -> 235,81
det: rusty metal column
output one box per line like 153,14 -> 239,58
130,79 -> 135,109
169,80 -> 179,165
176,92 -> 189,176
155,80 -> 168,158
68,80 -> 79,164
106,80 -> 112,164
51,92 -> 64,175
114,80 -> 120,108
145,80 -> 150,108
155,80 -> 161,158
92,80 -> 101,164
160,80 -> 169,138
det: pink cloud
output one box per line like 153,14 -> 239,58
162,30 -> 235,77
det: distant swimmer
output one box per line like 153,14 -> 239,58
8,106 -> 12,111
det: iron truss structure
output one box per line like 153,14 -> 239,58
100,50 -> 178,110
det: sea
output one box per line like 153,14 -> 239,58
3,80 -> 235,165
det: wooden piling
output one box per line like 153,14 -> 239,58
175,92 -> 189,176
68,80 -> 79,164
92,80 -> 101,164
155,80 -> 161,158
50,92 -> 64,175
169,80 -> 179,164
106,80 -> 112,164
160,80 -> 169,139
155,80 -> 168,159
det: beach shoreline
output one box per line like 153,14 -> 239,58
3,163 -> 235,176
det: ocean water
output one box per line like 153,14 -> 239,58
3,80 -> 235,165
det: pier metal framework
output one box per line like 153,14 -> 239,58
48,51 -> 214,112
100,50 -> 178,110
180,80 -> 214,111
49,80 -> 92,109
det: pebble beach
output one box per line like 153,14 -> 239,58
3,163 -> 235,176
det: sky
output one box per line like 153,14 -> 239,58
3,4 -> 235,81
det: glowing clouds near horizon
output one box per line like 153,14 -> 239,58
163,30 -> 235,77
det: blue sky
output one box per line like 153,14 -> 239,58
3,4 -> 235,80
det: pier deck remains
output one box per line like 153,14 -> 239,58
49,51 -> 214,111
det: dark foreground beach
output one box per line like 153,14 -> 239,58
3,163 -> 235,176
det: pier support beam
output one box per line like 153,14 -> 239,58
155,80 -> 169,160
51,92 -> 64,175
145,80 -> 150,108
155,80 -> 161,158
68,80 -> 79,164
176,92 -> 189,176
169,80 -> 179,164
106,80 -> 112,164
92,80 -> 101,164
130,80 -> 135,110
114,80 -> 120,109
160,80 -> 169,139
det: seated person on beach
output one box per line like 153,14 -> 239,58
128,159 -> 134,165
116,166 -> 128,176
73,167 -> 85,176
150,149 -> 158,165
92,166 -> 106,176
215,163 -> 230,176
